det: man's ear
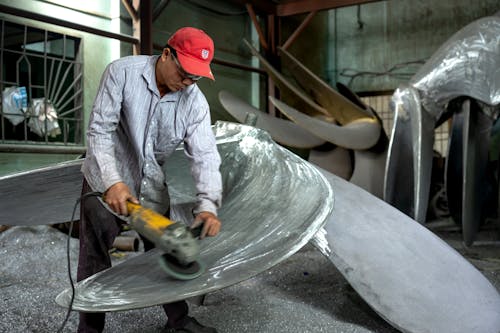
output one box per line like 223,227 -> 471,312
161,48 -> 170,60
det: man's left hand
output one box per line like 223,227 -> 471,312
191,212 -> 221,239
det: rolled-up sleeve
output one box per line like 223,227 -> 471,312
183,103 -> 222,216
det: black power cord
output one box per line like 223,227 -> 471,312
57,191 -> 102,333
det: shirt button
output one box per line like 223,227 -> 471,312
145,163 -> 149,167
140,196 -> 144,201
143,181 -> 147,185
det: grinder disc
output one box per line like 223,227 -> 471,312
158,253 -> 205,280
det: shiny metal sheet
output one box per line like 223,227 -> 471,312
385,14 -> 500,225
278,46 -> 373,124
218,90 -> 325,149
316,168 -> 500,333
270,96 -> 381,150
384,86 -> 434,223
56,122 -> 334,312
0,159 -> 83,225
243,39 -> 327,117
445,109 -> 464,225
410,14 -> 500,118
461,100 -> 493,246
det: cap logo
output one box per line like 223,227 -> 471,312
201,49 -> 209,60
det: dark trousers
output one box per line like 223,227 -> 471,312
77,179 -> 188,333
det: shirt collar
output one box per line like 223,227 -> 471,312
142,55 -> 181,102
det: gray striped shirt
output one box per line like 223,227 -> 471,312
82,55 -> 222,215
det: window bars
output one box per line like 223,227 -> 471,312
0,19 -> 83,146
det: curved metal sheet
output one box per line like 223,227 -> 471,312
384,86 -> 434,223
350,149 -> 387,199
445,109 -> 464,225
278,46 -> 373,124
56,122 -> 334,312
315,169 -> 500,333
218,90 -> 325,149
243,39 -> 328,117
386,14 -> 500,226
461,100 -> 492,246
308,147 -> 353,181
269,96 -> 381,150
410,15 -> 500,118
0,159 -> 83,225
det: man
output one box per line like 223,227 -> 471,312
78,27 -> 222,333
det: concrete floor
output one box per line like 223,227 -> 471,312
0,221 -> 499,333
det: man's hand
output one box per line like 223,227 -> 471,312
104,182 -> 139,216
191,211 -> 221,239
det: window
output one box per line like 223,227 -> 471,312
0,19 -> 83,146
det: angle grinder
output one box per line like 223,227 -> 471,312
125,201 -> 205,280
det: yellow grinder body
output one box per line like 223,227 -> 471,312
126,201 -> 200,266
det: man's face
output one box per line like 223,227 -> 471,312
157,48 -> 200,92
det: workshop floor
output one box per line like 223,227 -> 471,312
0,220 -> 499,333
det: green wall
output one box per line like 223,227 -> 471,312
280,0 -> 499,92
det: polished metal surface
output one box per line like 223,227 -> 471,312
317,168 -> 500,333
385,14 -> 500,226
461,100 -> 493,246
56,122 -> 334,312
384,86 -> 434,223
269,96 -> 387,198
410,14 -> 500,119
269,96 -> 381,150
7,121 -> 499,332
218,90 -> 325,149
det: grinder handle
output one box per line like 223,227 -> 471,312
125,201 -> 176,231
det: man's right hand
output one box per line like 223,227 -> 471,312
104,182 -> 139,216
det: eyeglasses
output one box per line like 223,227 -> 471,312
171,52 -> 202,82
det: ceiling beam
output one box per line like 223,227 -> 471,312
281,10 -> 316,50
277,0 -> 381,16
121,0 -> 138,21
246,3 -> 268,50
227,0 -> 382,16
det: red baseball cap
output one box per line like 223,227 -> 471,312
168,27 -> 215,81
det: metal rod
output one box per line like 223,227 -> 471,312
0,143 -> 86,154
140,0 -> 153,55
246,3 -> 268,51
59,105 -> 83,117
51,62 -> 74,105
57,88 -> 82,111
281,11 -> 317,51
46,58 -> 55,99
55,72 -> 82,109
49,60 -> 63,101
121,0 -> 139,21
1,48 -> 83,63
